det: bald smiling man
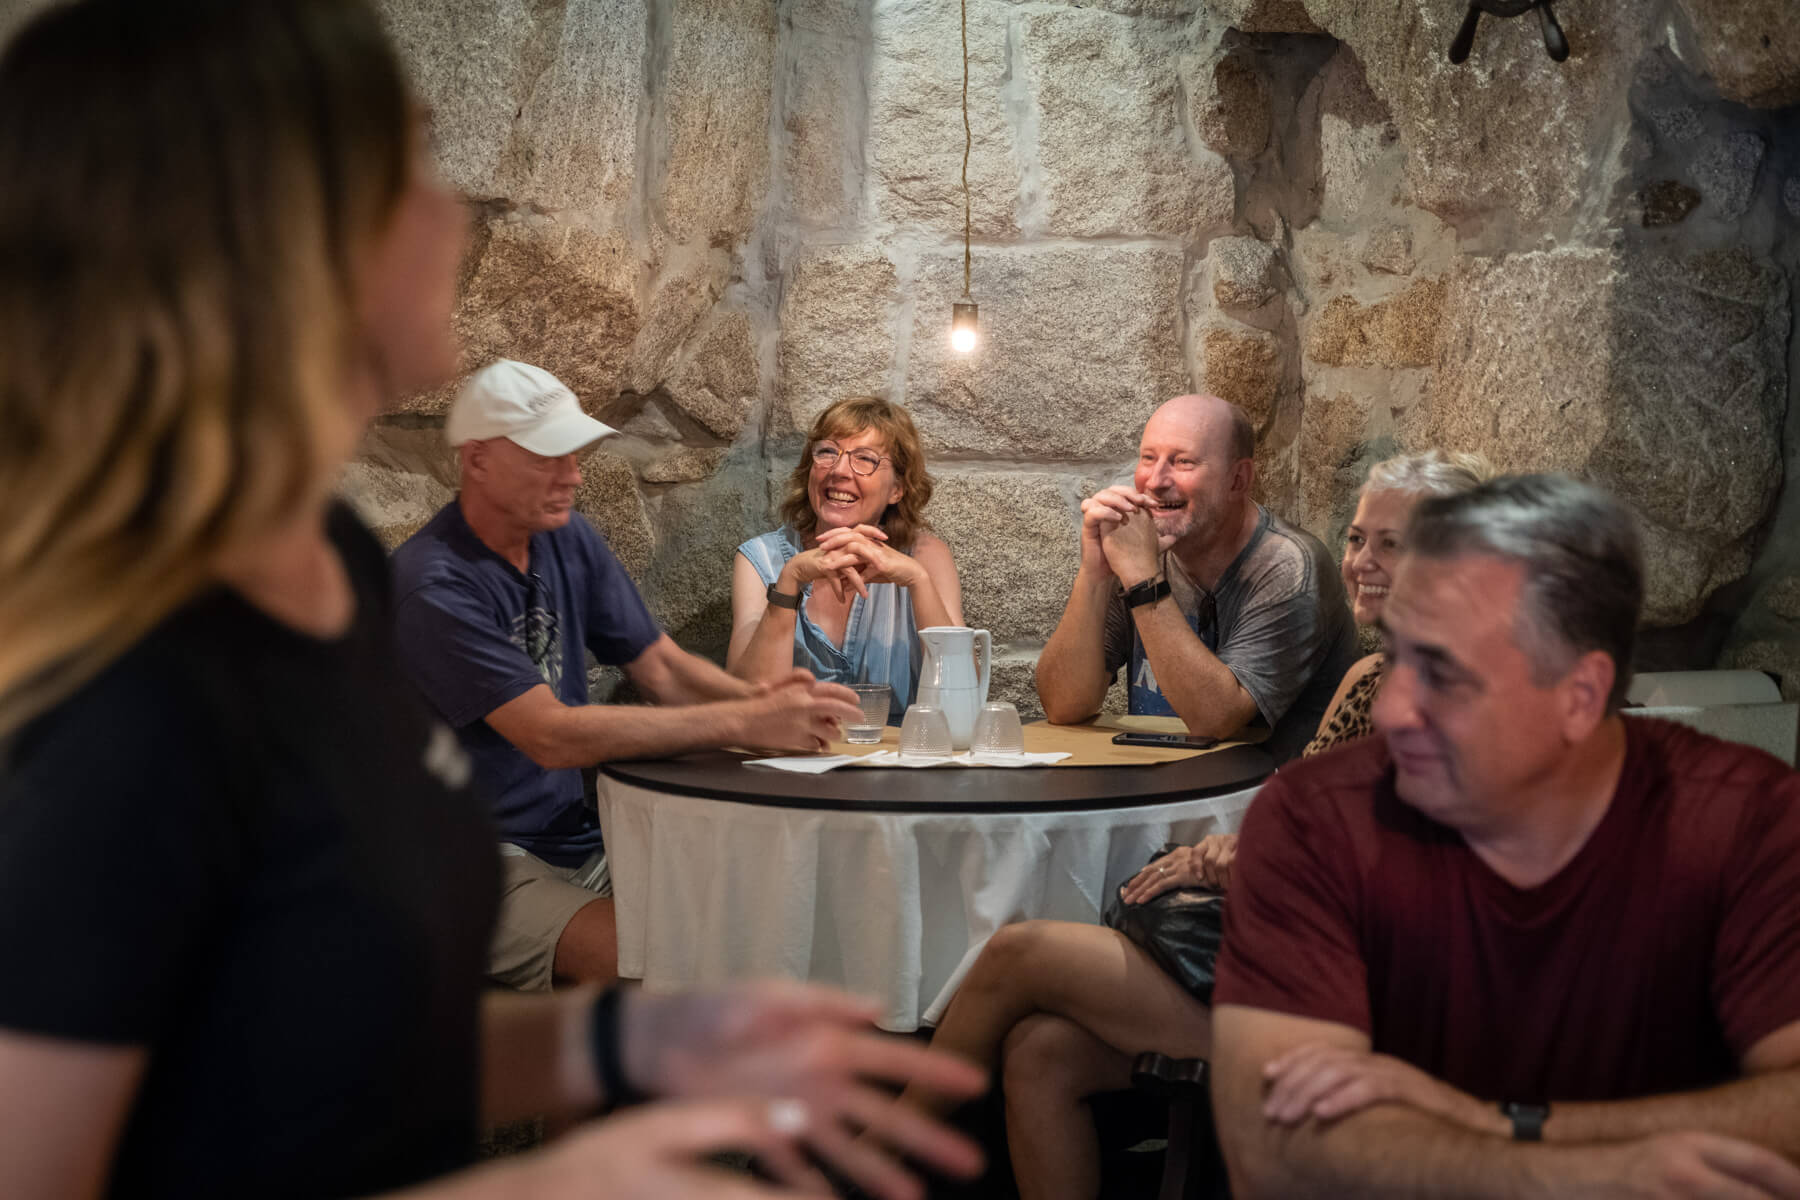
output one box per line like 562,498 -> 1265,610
1036,394 -> 1355,762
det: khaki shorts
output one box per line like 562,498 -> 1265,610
488,845 -> 611,993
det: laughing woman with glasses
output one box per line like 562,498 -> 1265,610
729,397 -> 963,717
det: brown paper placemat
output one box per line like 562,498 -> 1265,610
824,716 -> 1248,766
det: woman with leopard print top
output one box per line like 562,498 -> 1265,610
1302,449 -> 1492,758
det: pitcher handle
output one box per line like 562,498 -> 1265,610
974,629 -> 992,704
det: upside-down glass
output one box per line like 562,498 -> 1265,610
898,704 -> 954,758
846,684 -> 892,744
970,701 -> 1025,755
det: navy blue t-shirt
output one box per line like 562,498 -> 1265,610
392,501 -> 661,866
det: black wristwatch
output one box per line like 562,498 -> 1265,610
765,582 -> 802,610
591,986 -> 647,1109
1499,1100 -> 1549,1141
1123,574 -> 1171,610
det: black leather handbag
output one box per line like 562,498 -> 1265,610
1102,842 -> 1227,1003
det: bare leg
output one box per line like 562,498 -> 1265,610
1002,1014 -> 1134,1200
552,897 -> 619,986
899,919 -> 1213,1111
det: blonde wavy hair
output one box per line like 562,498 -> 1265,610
779,397 -> 935,550
0,0 -> 412,736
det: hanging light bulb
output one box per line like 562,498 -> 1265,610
950,301 -> 979,353
947,0 -> 978,355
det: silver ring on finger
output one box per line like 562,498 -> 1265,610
766,1098 -> 810,1135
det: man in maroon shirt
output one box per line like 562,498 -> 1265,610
1211,474 -> 1800,1198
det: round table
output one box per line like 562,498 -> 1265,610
597,740 -> 1274,1031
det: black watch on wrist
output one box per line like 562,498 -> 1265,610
1500,1100 -> 1548,1141
1123,575 -> 1171,610
765,582 -> 801,610
591,986 -> 647,1109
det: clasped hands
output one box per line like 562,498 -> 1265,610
1080,486 -> 1176,587
787,525 -> 924,604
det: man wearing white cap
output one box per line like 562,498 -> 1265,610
392,360 -> 861,991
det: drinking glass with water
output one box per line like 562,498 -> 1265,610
847,684 -> 892,744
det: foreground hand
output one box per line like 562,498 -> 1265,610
1261,1042 -> 1504,1136
622,981 -> 988,1200
1119,834 -> 1236,904
516,1098 -> 832,1200
1100,505 -> 1166,589
1589,1131 -> 1800,1199
737,677 -> 862,752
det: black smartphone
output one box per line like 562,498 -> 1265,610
1111,731 -> 1219,749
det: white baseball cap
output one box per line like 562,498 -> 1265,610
446,359 -> 618,456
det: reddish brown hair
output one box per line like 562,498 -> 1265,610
779,397 -> 934,548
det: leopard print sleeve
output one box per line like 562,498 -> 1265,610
1300,655 -> 1386,758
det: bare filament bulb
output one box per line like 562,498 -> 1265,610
950,301 -> 979,354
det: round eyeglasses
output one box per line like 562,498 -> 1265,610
810,445 -> 888,476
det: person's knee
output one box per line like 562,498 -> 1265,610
968,919 -> 1059,989
1002,1013 -> 1103,1097
552,897 -> 618,986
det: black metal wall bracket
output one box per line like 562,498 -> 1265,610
1449,0 -> 1570,63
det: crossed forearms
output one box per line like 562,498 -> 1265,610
1218,1051 -> 1800,1198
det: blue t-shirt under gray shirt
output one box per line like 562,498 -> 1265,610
392,501 -> 661,867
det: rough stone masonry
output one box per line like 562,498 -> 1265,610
10,0 -> 1789,711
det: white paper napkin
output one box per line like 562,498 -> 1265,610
748,750 -> 1069,773
965,751 -> 1070,767
744,754 -> 861,774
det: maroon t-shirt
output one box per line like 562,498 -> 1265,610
1213,717 -> 1800,1103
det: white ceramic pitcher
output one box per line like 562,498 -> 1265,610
915,626 -> 992,750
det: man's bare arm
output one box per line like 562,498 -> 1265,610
625,634 -> 755,705
1038,486 -> 1147,723
1212,1004 -> 1800,1200
1262,1022 -> 1800,1158
1548,1066 -> 1800,1158
1127,598 -> 1259,739
1526,1022 -> 1800,1155
1096,504 -> 1257,739
484,680 -> 857,769
1035,564 -> 1116,723
1212,1003 -> 1526,1200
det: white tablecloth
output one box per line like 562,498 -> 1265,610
597,779 -> 1264,1031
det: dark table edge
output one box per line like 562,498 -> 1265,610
597,743 -> 1276,814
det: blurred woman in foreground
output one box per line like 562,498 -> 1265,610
893,450 -> 1489,1200
0,2 -> 980,1197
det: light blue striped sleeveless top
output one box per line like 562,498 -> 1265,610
737,526 -> 920,720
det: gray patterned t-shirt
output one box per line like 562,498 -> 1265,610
1102,506 -> 1357,763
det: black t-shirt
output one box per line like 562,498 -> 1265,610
0,506 -> 500,1197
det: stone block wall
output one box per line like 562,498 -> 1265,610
12,0 -> 1788,710
340,0 -> 1800,710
